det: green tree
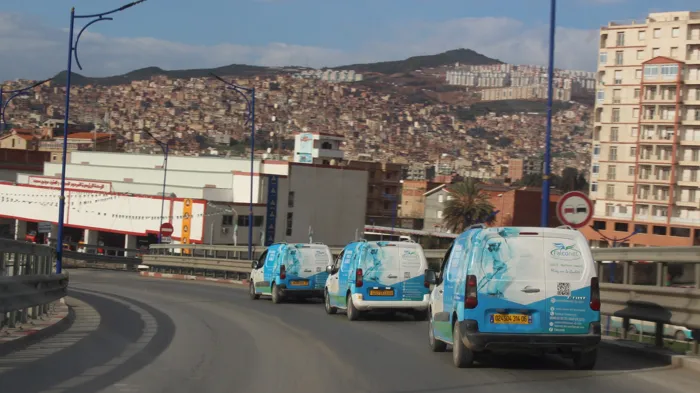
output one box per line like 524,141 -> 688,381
442,179 -> 495,232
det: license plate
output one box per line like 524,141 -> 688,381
289,280 -> 309,286
369,289 -> 394,296
491,314 -> 531,324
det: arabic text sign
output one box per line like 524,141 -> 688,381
28,176 -> 113,193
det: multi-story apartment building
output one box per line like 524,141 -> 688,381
586,11 -> 700,247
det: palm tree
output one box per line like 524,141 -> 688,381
442,179 -> 495,233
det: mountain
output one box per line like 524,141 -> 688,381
51,64 -> 279,87
49,48 -> 501,86
331,49 -> 502,74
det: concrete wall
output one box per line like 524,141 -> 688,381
424,188 -> 450,231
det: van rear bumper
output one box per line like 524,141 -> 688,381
353,294 -> 430,311
458,320 -> 601,352
277,284 -> 323,298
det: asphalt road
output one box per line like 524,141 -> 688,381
1,269 -> 698,393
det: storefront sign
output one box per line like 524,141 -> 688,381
264,176 -> 279,246
28,176 -> 113,192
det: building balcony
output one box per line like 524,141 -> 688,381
609,212 -> 633,220
678,179 -> 699,187
679,139 -> 700,147
678,160 -> 700,167
681,119 -> 700,126
650,215 -> 669,223
670,217 -> 700,225
676,199 -> 700,208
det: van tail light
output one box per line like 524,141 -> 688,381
355,268 -> 363,287
465,274 -> 478,309
590,277 -> 600,311
280,265 -> 286,280
424,276 -> 431,288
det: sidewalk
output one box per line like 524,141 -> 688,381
602,335 -> 700,373
0,298 -> 72,356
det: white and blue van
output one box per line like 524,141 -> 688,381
249,242 -> 333,303
324,240 -> 431,321
425,225 -> 601,369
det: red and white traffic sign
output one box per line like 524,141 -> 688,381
160,222 -> 174,236
556,191 -> 593,229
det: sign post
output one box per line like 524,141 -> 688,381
555,191 -> 594,229
160,222 -> 174,244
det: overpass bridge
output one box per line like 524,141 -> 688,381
1,238 -> 699,392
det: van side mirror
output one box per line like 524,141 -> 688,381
251,260 -> 259,269
326,265 -> 334,274
424,269 -> 438,285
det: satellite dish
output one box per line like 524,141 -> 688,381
267,147 -> 272,153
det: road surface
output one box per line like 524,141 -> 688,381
1,269 -> 698,393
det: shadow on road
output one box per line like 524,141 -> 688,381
0,289 -> 175,393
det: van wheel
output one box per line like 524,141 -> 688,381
572,348 -> 597,370
413,309 -> 430,321
324,290 -> 337,314
271,284 -> 283,304
249,281 -> 260,300
429,317 -> 447,352
674,330 -> 687,341
452,322 -> 474,368
346,294 -> 361,321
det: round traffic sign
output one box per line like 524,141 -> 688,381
160,222 -> 174,235
556,191 -> 593,229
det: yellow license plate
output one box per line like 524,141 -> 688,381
369,289 -> 394,296
289,280 -> 309,286
492,314 -> 530,324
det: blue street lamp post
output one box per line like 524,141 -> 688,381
383,194 -> 398,232
143,130 -> 169,243
210,73 -> 256,260
540,0 -> 557,227
56,0 -> 147,274
0,79 -> 52,132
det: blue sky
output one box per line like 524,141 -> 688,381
0,0 -> 697,81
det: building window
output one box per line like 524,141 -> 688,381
615,222 -> 629,232
645,65 -> 659,78
630,146 -> 637,157
653,28 -> 661,39
606,184 -> 615,199
634,224 -> 648,234
609,146 -> 618,160
286,212 -> 293,236
11,139 -> 15,148
635,69 -> 642,79
616,32 -> 625,46
593,144 -> 600,156
670,47 -> 678,58
607,165 -> 617,181
238,215 -> 264,227
638,30 -> 646,40
631,127 -> 639,137
614,70 -> 622,84
632,108 -> 639,119
222,215 -> 234,226
672,27 -> 680,38
438,194 -> 444,203
591,182 -> 598,192
627,185 -> 634,195
652,48 -> 660,57
615,51 -> 624,65
437,210 -> 443,219
633,88 -> 640,98
610,127 -> 619,141
592,163 -> 600,174
636,50 -> 644,60
596,91 -> 605,103
611,109 -> 620,123
661,64 -> 679,79
599,52 -> 607,64
288,191 -> 295,208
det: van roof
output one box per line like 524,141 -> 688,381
457,226 -> 585,240
366,240 -> 421,247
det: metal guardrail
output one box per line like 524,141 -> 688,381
0,238 -> 69,329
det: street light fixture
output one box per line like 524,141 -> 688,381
540,0 -> 557,227
56,0 -> 148,274
209,73 -> 256,261
143,130 -> 170,243
0,78 -> 53,132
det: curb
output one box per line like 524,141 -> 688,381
601,336 -> 700,372
0,298 -> 75,357
139,271 -> 248,286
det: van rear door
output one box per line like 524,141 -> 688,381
475,229 -> 548,334
398,243 -> 428,301
542,229 -> 597,335
285,244 -> 331,289
360,242 -> 401,301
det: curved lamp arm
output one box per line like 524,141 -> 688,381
74,17 -> 113,71
209,72 -> 254,125
76,0 -> 147,19
142,129 -> 168,153
1,78 -> 52,130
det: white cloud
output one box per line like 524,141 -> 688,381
0,12 -> 600,82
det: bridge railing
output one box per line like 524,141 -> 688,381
0,239 -> 69,329
145,243 -> 700,354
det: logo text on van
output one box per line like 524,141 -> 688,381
550,243 -> 581,260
